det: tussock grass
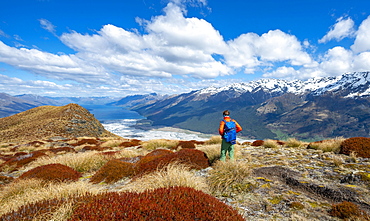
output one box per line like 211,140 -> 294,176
101,138 -> 128,148
119,162 -> 209,193
113,149 -> 148,159
308,137 -> 345,153
0,179 -> 102,216
197,144 -> 220,164
204,136 -> 222,145
33,201 -> 74,221
24,151 -> 108,173
263,139 -> 280,148
285,138 -> 304,148
141,139 -> 179,150
332,154 -> 344,167
207,160 -> 252,195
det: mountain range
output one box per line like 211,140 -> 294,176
129,72 -> 370,141
1,71 -> 370,141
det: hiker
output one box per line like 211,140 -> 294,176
219,110 -> 242,161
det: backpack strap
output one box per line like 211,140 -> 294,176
222,119 -> 236,132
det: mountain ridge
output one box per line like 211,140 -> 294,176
132,71 -> 370,140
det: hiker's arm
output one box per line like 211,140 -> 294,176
235,120 -> 242,133
219,121 -> 225,136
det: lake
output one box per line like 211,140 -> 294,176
81,105 -> 211,141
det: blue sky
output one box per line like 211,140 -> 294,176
0,0 -> 370,97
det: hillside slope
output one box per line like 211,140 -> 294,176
0,103 -> 118,143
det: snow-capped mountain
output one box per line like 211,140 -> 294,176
197,72 -> 370,98
133,72 -> 370,140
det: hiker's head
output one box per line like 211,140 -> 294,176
223,110 -> 230,117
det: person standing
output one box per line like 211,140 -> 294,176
218,110 -> 242,161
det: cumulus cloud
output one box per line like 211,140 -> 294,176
319,17 -> 355,43
319,46 -> 353,75
224,30 -> 313,74
0,41 -> 111,84
60,2 -> 231,79
351,15 -> 370,53
353,52 -> 370,71
0,74 -> 72,96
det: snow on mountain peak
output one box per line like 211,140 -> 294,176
197,71 -> 370,98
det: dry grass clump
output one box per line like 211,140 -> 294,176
203,136 -> 222,145
197,144 -> 221,164
263,139 -> 280,148
285,138 -> 304,148
308,137 -> 345,153
9,198 -> 75,221
24,151 -> 108,173
207,160 -> 252,196
111,148 -> 147,159
0,179 -> 102,216
100,138 -> 128,148
141,139 -> 179,150
120,162 -> 209,193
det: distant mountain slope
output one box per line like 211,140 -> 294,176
132,72 -> 370,140
0,93 -> 38,118
46,96 -> 120,105
0,103 -> 119,143
0,94 -> 122,119
15,94 -> 63,106
109,93 -> 167,107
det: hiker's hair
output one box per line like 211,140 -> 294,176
223,110 -> 230,116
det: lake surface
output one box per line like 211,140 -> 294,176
81,105 -> 211,141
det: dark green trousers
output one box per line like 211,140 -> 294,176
220,139 -> 234,161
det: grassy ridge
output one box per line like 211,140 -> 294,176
1,136 -> 370,220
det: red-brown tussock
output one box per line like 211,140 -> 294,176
90,159 -> 135,184
17,163 -> 81,183
69,186 -> 244,221
339,137 -> 370,158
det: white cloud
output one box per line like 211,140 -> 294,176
319,17 -> 355,43
224,30 -> 313,73
353,52 -> 370,71
0,41 -> 110,84
0,29 -> 9,38
60,2 -> 231,79
39,18 -> 56,34
257,30 -> 313,65
319,46 -> 353,75
263,66 -> 298,78
351,15 -> 370,53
